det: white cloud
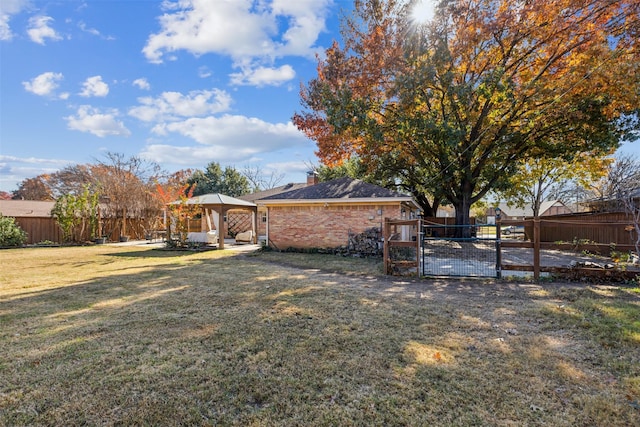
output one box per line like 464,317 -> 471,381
78,20 -> 114,40
129,89 -> 232,122
270,0 -> 331,57
79,75 -> 109,97
132,78 -> 150,90
27,15 -> 62,45
0,155 -> 75,192
0,154 -> 71,165
198,66 -> 212,78
265,160 -> 310,174
65,105 -> 131,137
230,64 -> 295,87
143,0 -> 273,63
142,144 -> 259,165
142,0 -> 331,86
22,71 -> 64,97
78,21 -> 99,36
0,0 -> 29,41
145,114 -> 307,162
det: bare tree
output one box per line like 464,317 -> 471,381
585,154 -> 640,256
621,190 -> 640,258
93,153 -> 162,239
588,154 -> 640,201
241,165 -> 285,191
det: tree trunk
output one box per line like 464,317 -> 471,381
454,193 -> 473,238
121,208 -> 127,237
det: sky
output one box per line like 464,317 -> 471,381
0,0 -> 356,192
0,0 -> 637,194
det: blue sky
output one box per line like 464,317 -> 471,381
0,0 -> 637,193
0,0 -> 353,192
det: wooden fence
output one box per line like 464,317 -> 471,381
532,212 -> 636,248
12,217 -> 156,244
14,217 -> 63,245
500,217 -> 639,280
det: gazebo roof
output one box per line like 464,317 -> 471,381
172,193 -> 257,208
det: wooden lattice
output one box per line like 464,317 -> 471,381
227,211 -> 252,237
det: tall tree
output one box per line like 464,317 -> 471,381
93,152 -> 161,238
294,0 -> 639,233
47,164 -> 95,198
188,162 -> 251,197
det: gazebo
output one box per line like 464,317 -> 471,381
169,193 -> 258,249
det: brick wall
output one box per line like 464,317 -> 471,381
266,204 -> 403,249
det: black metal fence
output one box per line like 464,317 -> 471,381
421,223 -> 500,278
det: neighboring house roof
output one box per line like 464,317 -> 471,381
259,177 -> 418,206
490,200 -> 569,218
0,200 -> 54,217
238,182 -> 307,203
581,187 -> 640,212
585,187 -> 640,203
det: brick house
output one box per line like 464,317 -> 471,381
257,176 -> 419,250
237,180 -> 308,237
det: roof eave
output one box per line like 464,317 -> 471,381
258,197 -> 419,206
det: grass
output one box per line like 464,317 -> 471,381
1,245 -> 639,426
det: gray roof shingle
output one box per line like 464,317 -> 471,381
238,182 -> 308,203
0,200 -> 55,217
260,177 -> 411,200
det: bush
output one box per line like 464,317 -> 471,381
0,214 -> 28,247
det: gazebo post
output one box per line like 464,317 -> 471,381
217,208 -> 225,250
252,207 -> 258,244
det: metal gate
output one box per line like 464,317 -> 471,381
421,222 -> 500,278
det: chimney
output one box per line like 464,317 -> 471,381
306,170 -> 319,186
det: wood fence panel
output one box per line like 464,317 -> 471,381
14,217 -> 63,244
539,212 -> 636,246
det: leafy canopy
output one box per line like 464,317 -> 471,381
188,162 -> 251,197
294,0 -> 639,225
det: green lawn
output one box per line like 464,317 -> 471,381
1,245 -> 639,426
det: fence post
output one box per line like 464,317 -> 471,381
383,218 -> 389,275
533,218 -> 541,280
495,214 -> 502,279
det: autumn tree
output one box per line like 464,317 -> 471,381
0,191 -> 13,200
155,173 -> 199,246
47,164 -> 95,198
495,153 -> 612,217
93,152 -> 162,239
12,175 -> 53,200
294,0 -> 639,233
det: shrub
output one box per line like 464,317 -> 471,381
0,214 -> 28,247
